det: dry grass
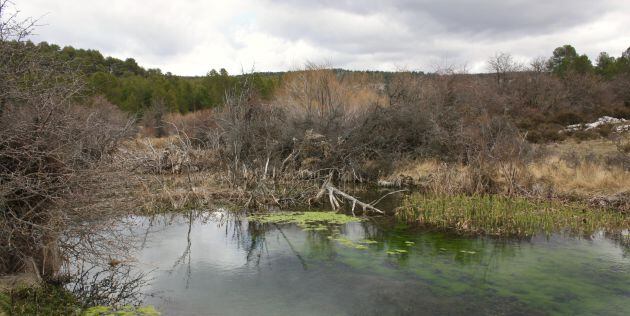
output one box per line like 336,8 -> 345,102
531,138 -> 630,197
544,138 -> 620,157
529,156 -> 630,196
383,138 -> 630,200
386,159 -> 443,180
112,136 -> 247,213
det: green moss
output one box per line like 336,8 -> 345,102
397,194 -> 629,237
1,284 -> 78,315
1,285 -> 159,316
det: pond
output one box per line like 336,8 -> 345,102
122,210 -> 630,316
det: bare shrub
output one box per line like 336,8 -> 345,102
140,98 -> 168,138
0,1 -> 134,277
164,108 -> 216,143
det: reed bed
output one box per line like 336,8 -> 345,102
397,194 -> 629,237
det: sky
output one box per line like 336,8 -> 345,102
15,0 -> 630,75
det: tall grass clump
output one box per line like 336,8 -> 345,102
397,194 -> 629,237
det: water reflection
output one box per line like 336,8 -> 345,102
126,210 -> 628,316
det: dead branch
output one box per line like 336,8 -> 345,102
316,180 -> 384,215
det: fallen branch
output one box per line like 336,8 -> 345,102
316,181 -> 384,215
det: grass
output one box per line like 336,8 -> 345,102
529,156 -> 630,196
397,194 -> 629,237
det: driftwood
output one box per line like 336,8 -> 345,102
316,181 -> 384,215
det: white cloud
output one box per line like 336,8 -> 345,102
16,0 -> 630,75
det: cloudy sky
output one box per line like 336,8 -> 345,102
16,0 -> 630,75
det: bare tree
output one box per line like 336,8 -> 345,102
529,56 -> 548,73
487,52 -> 522,88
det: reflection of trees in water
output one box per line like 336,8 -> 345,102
605,230 -> 630,258
164,210 -> 225,287
244,222 -> 269,266
274,223 -> 308,269
169,211 -> 193,288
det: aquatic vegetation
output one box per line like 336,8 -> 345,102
397,194 -> 629,237
83,305 -> 160,316
386,249 -> 408,255
360,239 -> 379,244
332,236 -> 364,249
248,211 -> 361,229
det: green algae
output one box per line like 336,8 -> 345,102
83,305 -> 160,316
248,211 -> 361,229
327,227 -> 630,315
331,236 -> 371,250
360,239 -> 379,244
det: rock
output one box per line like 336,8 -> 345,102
565,116 -> 628,132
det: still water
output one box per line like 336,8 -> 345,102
129,212 -> 629,316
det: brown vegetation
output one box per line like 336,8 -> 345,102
142,59 -> 630,213
1,2 -> 135,278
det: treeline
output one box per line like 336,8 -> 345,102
11,40 -> 630,123
547,44 -> 630,77
22,41 -> 279,114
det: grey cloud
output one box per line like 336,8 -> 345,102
265,0 -> 616,36
254,0 -> 625,71
19,0 -> 629,74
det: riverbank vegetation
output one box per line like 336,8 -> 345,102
397,194 -> 629,237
